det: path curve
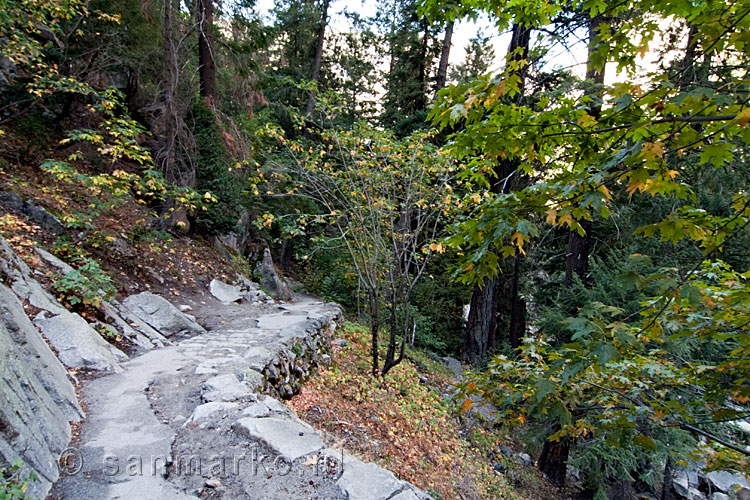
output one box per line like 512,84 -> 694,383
52,294 -> 432,500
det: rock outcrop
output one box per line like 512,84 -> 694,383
0,190 -> 65,235
208,279 -> 243,303
122,292 -> 206,337
34,310 -> 126,372
255,248 -> 293,301
0,284 -> 83,499
1,237 -> 126,372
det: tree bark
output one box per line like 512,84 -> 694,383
462,22 -> 531,364
548,14 -> 607,486
508,251 -> 526,348
538,436 -> 571,487
462,276 -> 498,365
563,219 -> 592,287
563,15 -> 605,288
197,0 -> 217,100
661,455 -> 674,500
508,23 -> 532,95
305,0 -> 331,115
162,0 -> 177,183
434,20 -> 454,94
370,294 -> 380,376
416,18 -> 430,111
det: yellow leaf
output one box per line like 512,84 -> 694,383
429,242 -> 446,254
460,398 -> 473,413
736,108 -> 750,127
558,214 -> 573,227
577,113 -> 596,128
626,180 -> 644,197
637,42 -> 649,58
664,170 -> 679,180
545,208 -> 557,225
640,141 -> 664,161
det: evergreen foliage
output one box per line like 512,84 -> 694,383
189,100 -> 242,235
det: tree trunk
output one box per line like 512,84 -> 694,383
434,20 -> 454,94
305,0 -> 330,115
370,294 -> 380,376
508,252 -> 526,348
462,23 -> 532,363
416,19 -> 430,111
462,276 -> 498,365
279,238 -> 293,270
538,436 -> 571,487
162,0 -> 177,182
661,455 -> 674,500
197,0 -> 216,100
563,219 -> 592,287
548,14 -> 607,486
508,23 -> 532,95
563,15 -> 605,288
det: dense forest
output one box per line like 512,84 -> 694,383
1,0 -> 749,498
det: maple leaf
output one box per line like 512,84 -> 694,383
545,209 -> 558,225
640,141 -> 664,161
577,113 -> 597,128
736,108 -> 750,127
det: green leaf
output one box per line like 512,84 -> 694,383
535,378 -> 557,402
592,342 -> 620,365
699,143 -> 734,168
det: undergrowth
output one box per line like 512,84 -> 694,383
289,322 -> 521,500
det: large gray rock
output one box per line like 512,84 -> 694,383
336,459 -> 405,500
0,191 -> 64,235
123,292 -> 206,337
35,247 -> 74,274
0,237 -> 67,316
439,356 -> 464,379
209,279 -> 243,303
184,402 -> 239,426
0,283 -> 83,499
34,311 -> 125,372
202,374 -> 256,402
255,248 -> 292,301
24,203 -> 65,235
233,416 -> 324,461
0,190 -> 24,211
102,299 -> 169,347
705,471 -> 750,494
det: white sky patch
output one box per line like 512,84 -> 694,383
253,0 -> 685,89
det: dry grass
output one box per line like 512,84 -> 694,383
289,322 -> 531,500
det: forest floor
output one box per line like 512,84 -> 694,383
288,323 -> 561,500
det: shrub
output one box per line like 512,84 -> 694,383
53,258 -> 116,307
0,460 -> 37,500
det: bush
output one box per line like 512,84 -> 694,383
1,460 -> 37,500
53,257 -> 116,307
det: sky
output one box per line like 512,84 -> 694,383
252,0 -> 668,84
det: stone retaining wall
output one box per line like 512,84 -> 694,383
259,310 -> 339,399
